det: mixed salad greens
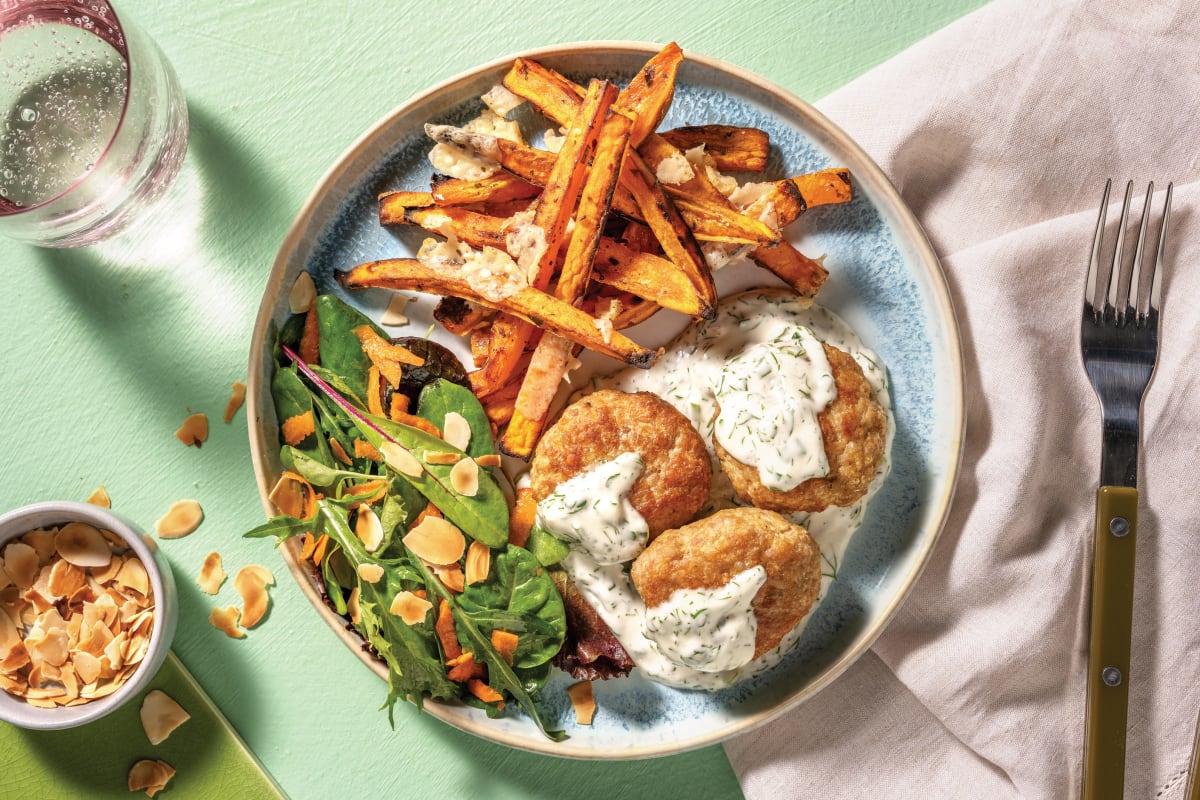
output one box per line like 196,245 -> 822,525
246,292 -> 568,739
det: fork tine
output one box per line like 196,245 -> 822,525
1086,178 -> 1113,319
1101,181 -> 1135,315
1136,181 -> 1172,325
1116,182 -> 1154,325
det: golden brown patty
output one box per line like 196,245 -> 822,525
630,507 -> 821,660
530,389 -> 711,538
716,343 -> 886,513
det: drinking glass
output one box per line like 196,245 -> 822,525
0,0 -> 188,247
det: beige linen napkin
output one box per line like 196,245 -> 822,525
724,1 -> 1200,798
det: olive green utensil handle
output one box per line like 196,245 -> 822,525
1083,485 -> 1138,800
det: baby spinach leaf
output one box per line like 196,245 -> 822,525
272,366 -> 334,466
244,514 -> 312,542
525,525 -> 570,567
315,295 -> 387,402
283,446 -> 364,488
417,379 -> 497,459
456,546 -> 566,669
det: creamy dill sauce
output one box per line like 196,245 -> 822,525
544,291 -> 894,690
536,452 -> 648,566
644,566 -> 767,673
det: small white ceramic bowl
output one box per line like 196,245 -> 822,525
0,501 -> 178,729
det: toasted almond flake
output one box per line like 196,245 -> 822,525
91,554 -> 123,584
474,453 -> 503,468
432,563 -> 465,593
196,552 -> 226,594
465,541 -> 491,586
2,542 -> 38,588
0,563 -> 10,591
355,506 -> 384,553
330,437 -> 353,466
0,610 -> 19,651
104,631 -> 127,670
72,650 -> 101,684
3,642 -> 30,673
567,680 -> 597,725
114,558 -> 150,597
47,559 -> 86,598
128,758 -> 176,798
356,563 -> 385,583
380,441 -> 423,477
234,565 -> 275,629
22,530 -> 57,565
288,271 -> 317,315
209,606 -> 244,639
140,689 -> 190,745
403,517 -> 466,565
449,458 -> 479,497
224,380 -> 247,424
155,499 -> 204,539
268,471 -> 317,519
380,293 -> 413,326
175,412 -> 209,448
423,451 -> 461,465
86,485 -> 113,507
389,591 -> 433,625
442,412 -> 472,451
280,410 -> 316,446
347,586 -> 362,625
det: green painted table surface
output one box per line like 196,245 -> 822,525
0,1 -> 986,797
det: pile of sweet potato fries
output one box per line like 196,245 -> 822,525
339,43 -> 852,459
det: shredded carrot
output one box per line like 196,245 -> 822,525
446,651 -> 485,682
354,325 -> 424,388
508,487 -> 537,547
343,479 -> 387,506
311,534 -> 330,566
281,411 -> 316,446
389,392 -> 411,416
330,437 -> 353,466
414,502 -> 443,526
299,533 -> 318,561
466,679 -> 505,708
391,409 -> 441,438
435,600 -> 462,661
354,439 -> 382,462
366,366 -> 386,417
490,629 -> 519,666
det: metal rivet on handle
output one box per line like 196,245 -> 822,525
1109,517 -> 1130,537
1102,666 -> 1123,686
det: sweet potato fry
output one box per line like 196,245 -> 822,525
502,57 -> 584,128
749,240 -> 829,304
621,151 -> 716,318
433,296 -> 492,336
590,238 -> 704,317
659,124 -> 770,172
401,205 -> 508,251
480,379 -> 521,426
468,314 -> 538,398
378,191 -> 436,224
788,167 -> 852,209
430,172 -> 540,206
501,335 -> 576,458
615,41 -> 683,146
338,259 -> 657,367
672,194 -> 781,246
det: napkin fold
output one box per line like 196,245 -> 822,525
724,1 -> 1200,797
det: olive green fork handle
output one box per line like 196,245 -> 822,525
1083,485 -> 1138,800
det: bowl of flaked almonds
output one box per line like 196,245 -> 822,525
0,501 -> 178,729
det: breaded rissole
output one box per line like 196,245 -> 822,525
630,507 -> 821,659
530,389 -> 711,538
716,343 -> 886,512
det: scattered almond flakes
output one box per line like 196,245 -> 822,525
465,541 -> 490,585
2,542 -> 39,588
432,563 -> 465,593
288,270 -> 317,315
356,563 -> 384,583
330,438 -> 353,466
423,451 -> 461,466
208,606 -> 244,639
175,412 -> 209,448
347,586 -> 362,625
449,458 -> 479,497
567,680 -> 596,725
128,758 -> 175,798
234,565 -> 275,629
268,471 -> 318,519
154,500 -> 204,539
196,552 -> 226,594
86,485 -> 112,508
389,591 -> 433,625
403,517 -> 466,565
224,381 -> 247,424
354,506 -> 383,553
475,453 -> 502,468
379,441 -> 422,477
442,412 -> 472,451
140,689 -> 190,745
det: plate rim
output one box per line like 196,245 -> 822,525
246,39 -> 965,760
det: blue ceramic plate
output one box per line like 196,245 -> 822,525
247,42 -> 963,759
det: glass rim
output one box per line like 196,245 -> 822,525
0,0 -> 133,217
